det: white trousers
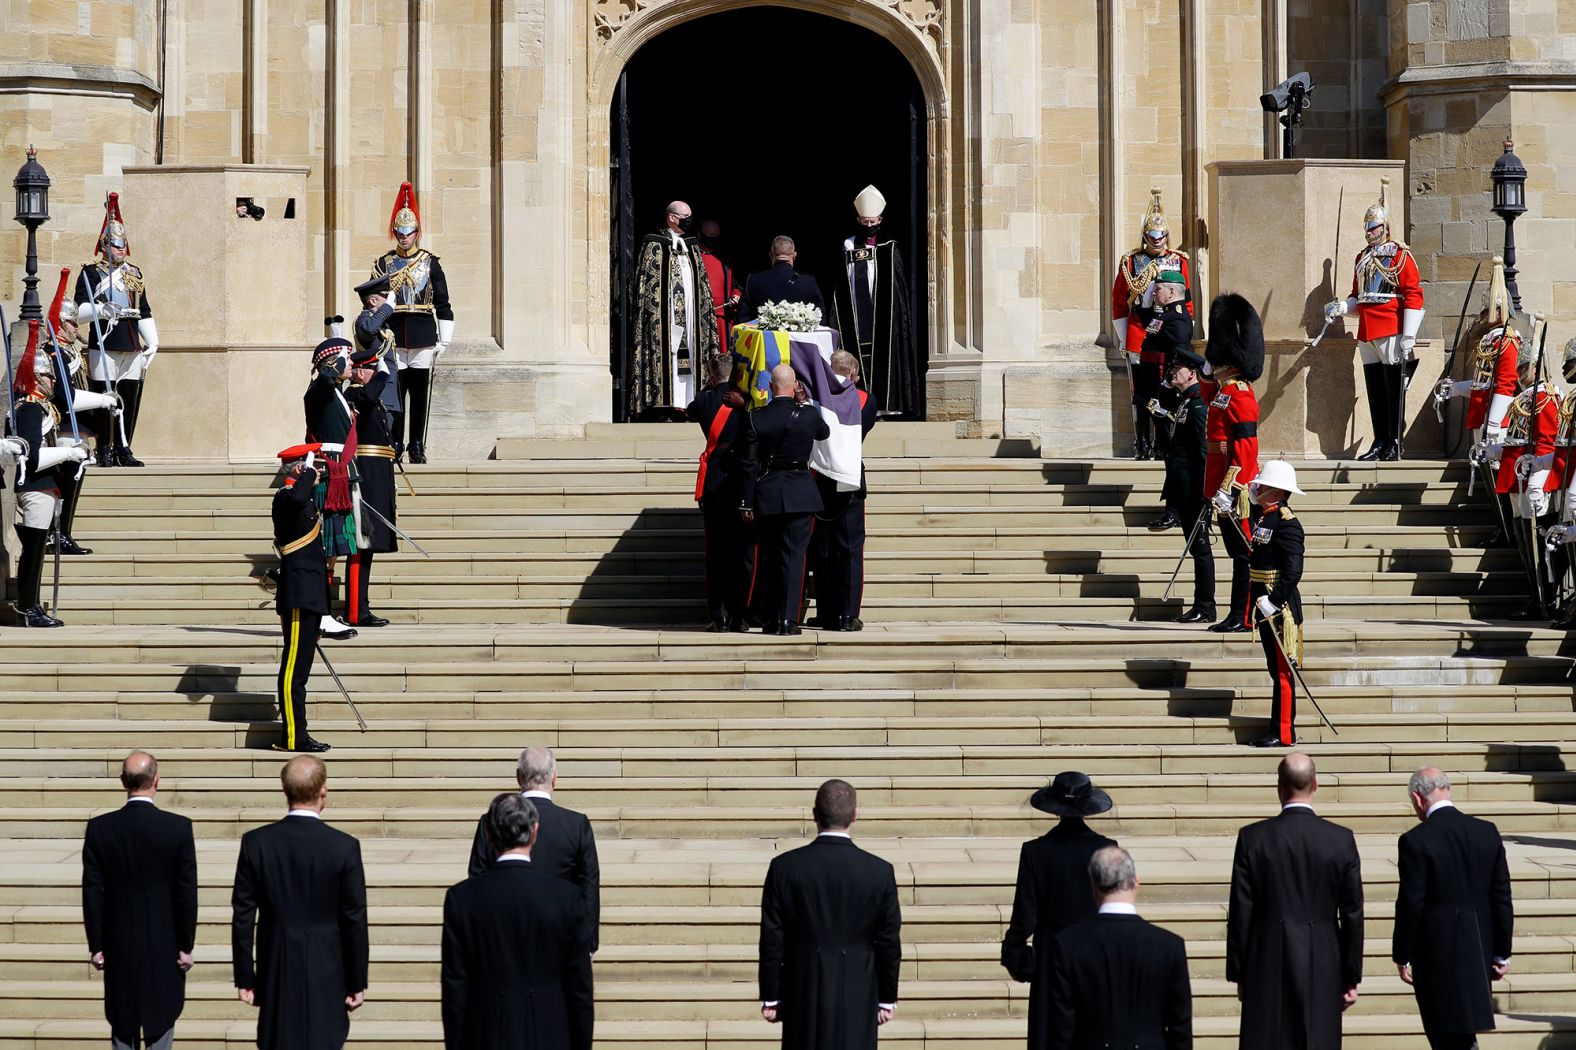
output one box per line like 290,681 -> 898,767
1359,335 -> 1406,366
90,348 -> 147,383
17,489 -> 60,529
395,346 -> 437,370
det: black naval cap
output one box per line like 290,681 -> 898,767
354,273 -> 391,299
1171,346 -> 1205,371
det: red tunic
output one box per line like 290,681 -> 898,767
1203,371 -> 1259,498
1493,388 -> 1559,495
700,250 -> 740,351
1347,242 -> 1424,342
1111,250 -> 1193,361
1466,330 -> 1520,431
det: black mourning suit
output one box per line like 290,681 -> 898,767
741,395 -> 829,631
1393,804 -> 1513,1047
758,835 -> 902,1050
1227,805 -> 1364,1049
82,799 -> 198,1047
465,794 -> 602,952
232,814 -> 370,1050
1001,818 -> 1118,1050
687,382 -> 757,626
441,861 -> 595,1050
1046,910 -> 1192,1050
742,261 -> 827,321
810,388 -> 878,626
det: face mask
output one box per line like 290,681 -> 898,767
858,224 -> 881,243
675,214 -> 694,233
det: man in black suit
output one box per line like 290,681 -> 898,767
759,779 -> 902,1050
1393,767 -> 1514,1050
687,353 -> 756,631
465,746 -> 601,952
741,236 -> 826,321
1002,771 -> 1119,1050
82,752 -> 198,1050
740,363 -> 830,634
443,793 -> 595,1050
807,351 -> 878,632
1046,846 -> 1191,1049
1227,753 -> 1364,1048
232,756 -> 369,1050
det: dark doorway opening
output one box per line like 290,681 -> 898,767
609,5 -> 928,421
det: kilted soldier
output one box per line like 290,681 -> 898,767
271,444 -> 332,753
1203,294 -> 1263,634
74,192 -> 159,467
808,350 -> 878,632
7,321 -> 90,626
1164,348 -> 1214,624
370,182 -> 453,464
45,266 -> 105,556
302,336 -> 361,638
1246,461 -> 1306,748
1112,190 -> 1193,460
1324,177 -> 1425,461
687,353 -> 755,632
1139,270 -> 1194,529
344,284 -> 401,629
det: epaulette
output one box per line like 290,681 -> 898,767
1227,379 -> 1252,391
1278,507 -> 1296,522
122,263 -> 142,279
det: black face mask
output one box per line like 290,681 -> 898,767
856,223 -> 881,243
675,214 -> 694,233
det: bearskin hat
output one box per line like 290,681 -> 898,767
1205,293 -> 1264,381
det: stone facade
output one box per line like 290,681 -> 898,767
1,0 -> 1572,460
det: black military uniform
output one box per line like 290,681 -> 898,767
809,386 -> 878,631
345,296 -> 400,629
741,260 -> 827,321
740,393 -> 830,634
1141,285 -> 1195,526
1248,494 -> 1305,747
1165,348 -> 1214,622
271,447 -> 331,753
688,377 -> 755,631
45,265 -> 99,555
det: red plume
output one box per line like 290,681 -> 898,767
12,320 -> 39,397
96,192 -> 127,257
46,267 -> 71,332
387,182 -> 420,238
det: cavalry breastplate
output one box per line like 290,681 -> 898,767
1355,243 -> 1403,304
388,253 -> 432,310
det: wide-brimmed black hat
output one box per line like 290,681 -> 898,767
1030,771 -> 1113,817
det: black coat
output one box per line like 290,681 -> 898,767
466,795 -> 602,952
371,250 -> 453,350
272,475 -> 329,616
742,262 -> 826,320
1249,505 -> 1305,625
687,383 -> 751,504
758,836 -> 902,1050
348,376 -> 398,552
1046,912 -> 1192,1050
1141,301 -> 1195,360
1392,805 -> 1513,1037
75,262 -> 153,355
1227,807 -> 1364,1049
740,396 -> 829,516
81,800 -> 198,1044
441,862 -> 595,1050
11,399 -> 60,494
1002,818 -> 1118,1050
1164,383 -> 1207,514
231,815 -> 370,1050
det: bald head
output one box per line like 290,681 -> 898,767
121,751 -> 158,795
770,235 -> 796,262
281,756 -> 328,810
769,363 -> 797,397
1277,752 -> 1317,804
665,201 -> 693,234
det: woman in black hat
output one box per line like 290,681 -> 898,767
1001,771 -> 1118,1050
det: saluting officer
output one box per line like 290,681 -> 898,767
270,444 -> 332,754
344,278 -> 402,628
687,353 -> 755,632
1247,461 -> 1307,748
1164,348 -> 1214,624
1203,294 -> 1264,634
740,364 -> 830,635
1140,270 -> 1194,530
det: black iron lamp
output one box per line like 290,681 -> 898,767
12,145 -> 51,320
1490,138 -> 1526,315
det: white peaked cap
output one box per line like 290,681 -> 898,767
854,185 -> 887,220
1251,460 -> 1305,496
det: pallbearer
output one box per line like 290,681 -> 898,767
270,444 -> 332,753
1111,190 -> 1193,460
808,350 -> 878,632
1324,177 -> 1425,461
74,192 -> 159,467
1203,294 -> 1263,634
1246,461 -> 1306,748
687,353 -> 755,632
370,182 -> 453,463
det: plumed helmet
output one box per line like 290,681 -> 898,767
1204,293 -> 1265,381
388,181 -> 420,238
10,320 -> 51,398
1141,188 -> 1169,249
1563,336 -> 1576,382
46,267 -> 72,332
97,192 -> 129,256
1363,177 -> 1391,246
1484,255 -> 1511,327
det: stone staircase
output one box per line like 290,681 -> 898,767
1,424 -> 1573,1048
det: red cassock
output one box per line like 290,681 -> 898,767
701,251 -> 740,351
1203,374 -> 1260,498
1467,332 -> 1521,431
1111,251 -> 1193,362
1348,244 -> 1424,342
1493,390 -> 1560,495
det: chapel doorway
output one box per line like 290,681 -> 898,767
609,5 -> 929,422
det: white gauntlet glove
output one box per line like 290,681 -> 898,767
36,444 -> 89,470
1255,595 -> 1277,618
1324,298 -> 1353,322
1399,307 -> 1424,357
0,436 -> 27,458
1212,487 -> 1236,515
71,389 -> 121,415
136,318 -> 160,369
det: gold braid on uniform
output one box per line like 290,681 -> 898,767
1473,331 -> 1517,387
1504,390 -> 1535,445
1121,248 -> 1189,308
120,265 -> 144,297
20,394 -> 61,433
1355,243 -> 1410,296
1558,396 -> 1576,445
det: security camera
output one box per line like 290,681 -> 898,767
1260,72 -> 1314,115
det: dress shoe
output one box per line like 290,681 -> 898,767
320,616 -> 358,641
778,622 -> 802,636
94,445 -> 115,468
114,446 -> 144,467
1379,441 -> 1400,462
356,612 -> 391,628
705,620 -> 728,633
408,441 -> 427,464
262,567 -> 281,585
1147,511 -> 1180,531
1247,734 -> 1295,748
16,604 -> 64,628
1208,616 -> 1252,634
1176,607 -> 1215,624
48,534 -> 92,556
836,616 -> 864,632
1354,441 -> 1385,462
1133,440 -> 1153,461
272,738 -> 332,753
761,622 -> 782,636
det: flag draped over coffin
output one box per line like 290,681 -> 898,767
731,325 -> 864,490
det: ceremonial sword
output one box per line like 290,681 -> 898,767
359,499 -> 430,557
1308,187 -> 1344,350
0,304 -> 17,433
1437,261 -> 1483,459
84,267 -> 134,451
312,643 -> 368,732
1260,612 -> 1339,735
43,318 -> 87,617
1526,316 -> 1551,617
1162,505 -> 1211,603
